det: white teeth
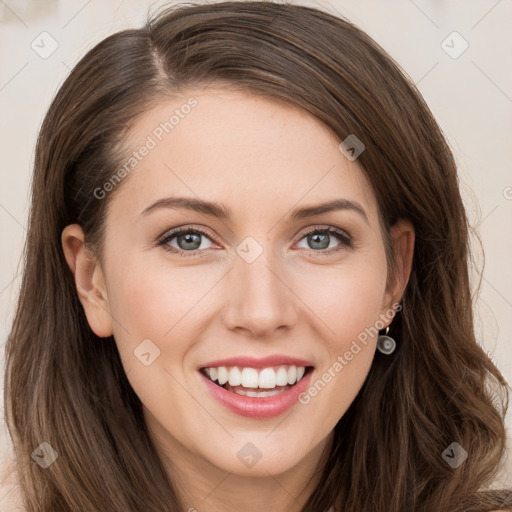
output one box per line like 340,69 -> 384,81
202,364 -> 309,389
241,368 -> 259,388
228,367 -> 242,386
276,366 -> 289,386
217,366 -> 229,385
233,387 -> 286,397
287,365 -> 297,385
258,368 -> 276,389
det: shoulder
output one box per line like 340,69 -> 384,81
0,457 -> 25,512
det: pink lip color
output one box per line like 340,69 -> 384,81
199,355 -> 313,369
199,368 -> 313,419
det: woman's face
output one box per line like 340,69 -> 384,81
63,87 -> 413,481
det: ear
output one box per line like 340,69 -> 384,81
61,224 -> 113,338
380,218 -> 415,320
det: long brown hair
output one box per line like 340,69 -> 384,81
4,1 -> 511,511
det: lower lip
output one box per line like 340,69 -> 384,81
199,369 -> 313,418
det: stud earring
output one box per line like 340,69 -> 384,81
377,325 -> 396,355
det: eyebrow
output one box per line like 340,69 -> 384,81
139,196 -> 369,225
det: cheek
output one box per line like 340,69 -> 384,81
293,252 -> 388,346
106,242 -> 387,355
293,253 -> 386,415
106,252 -> 209,338
104,257 -> 203,415
298,282 -> 380,427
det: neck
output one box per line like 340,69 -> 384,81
147,412 -> 335,512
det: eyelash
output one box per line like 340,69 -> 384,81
156,225 -> 353,257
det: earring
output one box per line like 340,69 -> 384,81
377,326 -> 396,355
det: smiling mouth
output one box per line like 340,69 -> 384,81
199,365 -> 314,397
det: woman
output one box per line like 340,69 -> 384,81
2,1 -> 511,511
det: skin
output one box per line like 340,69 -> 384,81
62,88 -> 415,512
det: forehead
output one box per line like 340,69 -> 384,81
108,87 -> 378,226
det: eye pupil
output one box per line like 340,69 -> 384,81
161,226 -> 349,257
178,232 -> 202,250
309,233 -> 330,250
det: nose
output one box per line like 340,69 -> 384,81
221,244 -> 298,338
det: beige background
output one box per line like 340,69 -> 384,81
1,0 -> 511,507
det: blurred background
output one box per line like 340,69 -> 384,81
1,0 -> 511,500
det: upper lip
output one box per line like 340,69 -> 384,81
199,355 -> 314,369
